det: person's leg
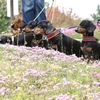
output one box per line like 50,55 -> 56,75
22,0 -> 35,25
35,0 -> 46,22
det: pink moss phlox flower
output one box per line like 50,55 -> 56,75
90,92 -> 100,100
42,50 -> 52,55
92,72 -> 100,77
53,85 -> 59,90
48,94 -> 75,100
48,95 -> 57,100
60,27 -> 75,34
0,80 -> 5,85
29,54 -> 41,60
24,69 -> 47,77
32,46 -> 42,51
0,87 -> 6,96
95,21 -> 100,30
93,62 -> 100,68
14,87 -> 21,93
97,21 -> 100,29
93,81 -> 100,86
56,94 -> 75,100
5,43 -> 10,47
1,75 -> 9,81
29,85 -> 36,89
62,78 -> 71,86
22,78 -> 28,83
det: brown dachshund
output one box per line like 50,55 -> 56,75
11,18 -> 25,36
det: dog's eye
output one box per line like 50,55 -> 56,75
37,25 -> 42,28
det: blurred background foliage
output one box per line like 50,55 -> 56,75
0,0 -> 10,33
0,0 -> 100,33
91,5 -> 100,22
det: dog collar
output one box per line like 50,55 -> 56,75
46,30 -> 60,40
82,36 -> 96,42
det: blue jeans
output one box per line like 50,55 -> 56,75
22,0 -> 46,25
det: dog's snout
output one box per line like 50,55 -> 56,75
75,28 -> 78,32
11,25 -> 14,28
75,27 -> 80,33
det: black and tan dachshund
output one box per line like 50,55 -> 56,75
24,20 -> 49,49
32,20 -> 83,57
0,35 -> 12,44
0,34 -> 35,47
13,33 -> 35,47
75,20 -> 100,62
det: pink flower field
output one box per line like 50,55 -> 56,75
0,44 -> 100,100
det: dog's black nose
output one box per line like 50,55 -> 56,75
75,28 -> 78,32
11,25 -> 14,28
75,29 -> 78,32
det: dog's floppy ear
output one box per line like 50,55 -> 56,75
45,20 -> 56,34
45,21 -> 55,34
41,20 -> 49,28
38,20 -> 51,28
87,21 -> 96,33
80,20 -> 89,28
38,20 -> 55,34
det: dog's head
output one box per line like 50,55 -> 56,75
23,20 -> 37,33
75,20 -> 96,36
11,18 -> 25,30
34,20 -> 56,35
0,36 -> 12,44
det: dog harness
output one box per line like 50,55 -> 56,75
46,29 -> 60,40
82,36 -> 96,42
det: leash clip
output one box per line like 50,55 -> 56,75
42,35 -> 48,40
